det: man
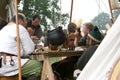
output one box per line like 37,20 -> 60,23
74,26 -> 103,80
78,22 -> 93,46
0,13 -> 41,80
29,14 -> 43,40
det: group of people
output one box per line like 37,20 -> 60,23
0,13 -> 43,80
0,12 -> 104,80
52,22 -> 104,80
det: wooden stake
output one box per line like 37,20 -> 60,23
14,0 -> 22,80
60,0 -> 62,26
108,0 -> 115,23
70,0 -> 74,22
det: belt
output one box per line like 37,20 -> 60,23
0,52 -> 16,56
0,52 -> 16,67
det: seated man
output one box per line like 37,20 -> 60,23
0,13 -> 42,80
73,26 -> 103,80
27,14 -> 43,40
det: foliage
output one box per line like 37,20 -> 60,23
91,12 -> 112,30
113,9 -> 120,20
91,8 -> 120,30
18,0 -> 69,35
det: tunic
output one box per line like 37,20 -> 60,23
0,23 -> 35,76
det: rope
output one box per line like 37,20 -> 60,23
101,0 -> 110,12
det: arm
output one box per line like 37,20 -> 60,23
77,50 -> 88,70
33,25 -> 43,39
77,46 -> 98,70
19,25 -> 35,55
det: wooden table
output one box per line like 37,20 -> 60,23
30,50 -> 84,80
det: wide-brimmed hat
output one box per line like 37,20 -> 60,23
88,26 -> 102,43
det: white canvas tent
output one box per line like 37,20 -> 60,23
77,15 -> 120,80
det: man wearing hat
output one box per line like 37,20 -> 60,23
74,26 -> 103,80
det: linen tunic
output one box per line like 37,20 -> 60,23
0,23 -> 35,76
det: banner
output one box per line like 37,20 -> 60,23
77,15 -> 120,80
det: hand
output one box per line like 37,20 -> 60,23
31,36 -> 39,40
40,36 -> 45,42
31,36 -> 39,44
74,30 -> 79,37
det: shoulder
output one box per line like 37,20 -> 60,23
19,25 -> 27,31
19,25 -> 26,30
88,45 -> 98,50
85,45 -> 98,54
87,46 -> 98,50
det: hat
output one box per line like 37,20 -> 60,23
88,26 -> 102,43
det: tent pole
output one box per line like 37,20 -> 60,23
108,0 -> 115,23
60,0 -> 62,25
14,0 -> 22,80
70,0 -> 74,22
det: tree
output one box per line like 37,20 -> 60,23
18,0 -> 69,35
113,9 -> 120,20
91,12 -> 112,30
18,0 -> 52,30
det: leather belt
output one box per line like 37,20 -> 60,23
0,52 -> 16,56
0,52 -> 16,66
